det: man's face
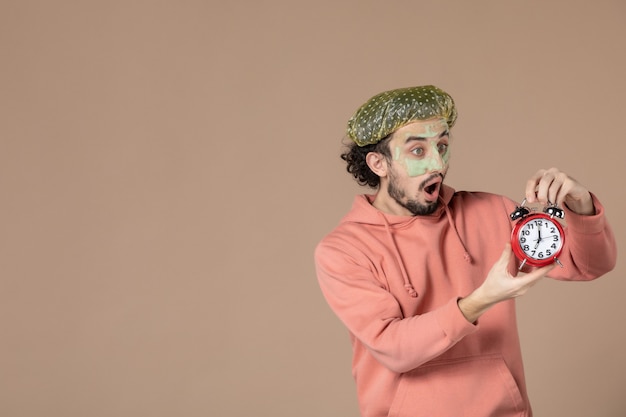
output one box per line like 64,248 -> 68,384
378,118 -> 451,216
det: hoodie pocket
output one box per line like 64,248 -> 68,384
388,353 -> 527,417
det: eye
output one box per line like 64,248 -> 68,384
437,143 -> 449,154
411,147 -> 425,156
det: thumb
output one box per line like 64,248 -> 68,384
497,243 -> 517,276
498,242 -> 512,264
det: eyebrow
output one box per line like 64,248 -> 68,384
404,129 -> 449,143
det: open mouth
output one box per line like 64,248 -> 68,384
425,183 -> 438,194
422,176 -> 442,200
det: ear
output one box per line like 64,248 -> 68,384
365,152 -> 388,178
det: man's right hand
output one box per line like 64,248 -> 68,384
457,243 -> 555,323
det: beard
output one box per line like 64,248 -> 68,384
387,171 -> 443,216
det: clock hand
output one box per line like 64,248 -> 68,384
534,223 -> 543,249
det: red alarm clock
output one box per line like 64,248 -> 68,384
510,199 -> 565,269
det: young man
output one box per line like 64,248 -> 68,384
314,85 -> 616,417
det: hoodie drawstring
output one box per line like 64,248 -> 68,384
379,213 -> 418,298
442,198 -> 472,264
377,196 -> 472,298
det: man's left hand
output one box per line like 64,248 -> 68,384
525,167 -> 595,215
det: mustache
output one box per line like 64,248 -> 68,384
418,173 -> 445,192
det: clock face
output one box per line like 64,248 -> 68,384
512,213 -> 565,267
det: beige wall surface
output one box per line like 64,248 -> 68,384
1,1 -> 625,416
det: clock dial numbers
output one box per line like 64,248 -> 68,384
510,201 -> 566,269
518,218 -> 562,260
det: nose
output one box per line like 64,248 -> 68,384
427,142 -> 445,172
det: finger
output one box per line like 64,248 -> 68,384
520,263 -> 556,285
555,183 -> 571,208
537,170 -> 565,205
501,242 -> 512,256
525,169 -> 546,203
497,243 -> 512,266
507,246 -> 519,276
516,262 -> 555,281
533,262 -> 557,278
554,173 -> 585,208
535,170 -> 552,204
510,274 -> 543,298
548,171 -> 569,207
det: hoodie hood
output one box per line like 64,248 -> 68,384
341,184 -> 456,226
340,184 -> 471,297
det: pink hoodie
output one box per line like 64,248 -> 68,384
315,185 -> 616,417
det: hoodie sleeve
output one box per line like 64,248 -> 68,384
548,193 -> 617,281
314,239 -> 478,374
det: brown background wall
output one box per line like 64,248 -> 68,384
1,1 -> 624,416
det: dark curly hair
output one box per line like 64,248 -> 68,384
340,135 -> 392,188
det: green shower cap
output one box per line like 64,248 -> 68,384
347,85 -> 457,147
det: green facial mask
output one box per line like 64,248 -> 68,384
394,139 -> 450,177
